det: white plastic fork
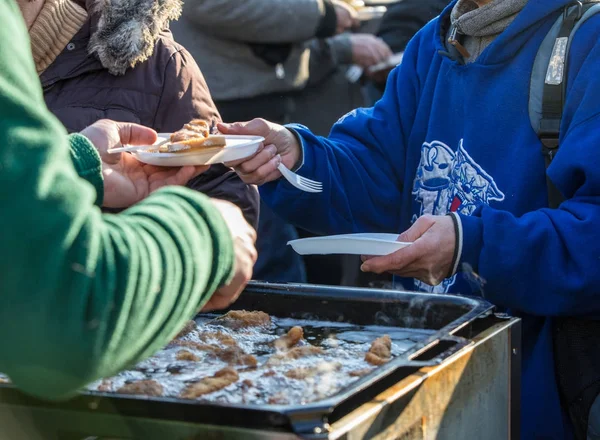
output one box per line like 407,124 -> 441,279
277,163 -> 323,193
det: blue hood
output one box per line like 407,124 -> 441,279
434,0 -> 573,64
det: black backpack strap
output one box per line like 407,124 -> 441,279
539,3 -> 583,208
530,1 -> 600,209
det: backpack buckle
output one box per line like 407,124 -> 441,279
565,1 -> 584,20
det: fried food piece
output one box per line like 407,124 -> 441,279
199,331 -> 237,347
117,380 -> 163,397
285,362 -> 342,380
97,379 -> 112,392
176,350 -> 200,362
161,119 -> 226,153
171,340 -> 215,352
171,119 -> 210,140
349,368 -> 373,377
267,345 -> 324,366
173,339 -> 256,366
274,326 -> 304,351
211,310 -> 271,330
365,335 -> 392,366
215,347 -> 258,367
262,370 -> 276,377
268,392 -> 289,405
180,367 -> 239,399
175,320 -> 197,339
284,345 -> 324,359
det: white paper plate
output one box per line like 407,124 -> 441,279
288,233 -> 411,256
357,6 -> 387,21
131,134 -> 264,166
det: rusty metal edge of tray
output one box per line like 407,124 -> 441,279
0,281 -> 494,437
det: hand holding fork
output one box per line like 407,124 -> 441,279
220,120 -> 322,193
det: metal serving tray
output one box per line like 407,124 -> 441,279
0,282 -> 494,439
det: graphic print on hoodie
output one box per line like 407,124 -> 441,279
412,139 -> 505,293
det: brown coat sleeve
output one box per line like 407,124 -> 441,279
153,45 -> 259,228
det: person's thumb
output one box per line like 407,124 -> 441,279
117,122 -> 157,146
218,119 -> 268,137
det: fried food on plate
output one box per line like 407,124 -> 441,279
117,380 -> 163,397
211,310 -> 271,330
180,367 -> 239,399
159,119 -> 226,153
274,326 -> 304,351
365,335 -> 392,366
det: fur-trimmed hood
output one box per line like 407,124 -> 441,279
85,0 -> 182,75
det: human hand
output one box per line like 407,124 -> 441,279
80,119 -> 155,164
219,119 -> 301,185
332,0 -> 359,33
201,199 -> 257,312
348,34 -> 393,68
102,157 -> 208,208
360,215 -> 456,286
80,119 -> 209,208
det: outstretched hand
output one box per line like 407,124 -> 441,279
360,215 -> 457,286
220,119 -> 301,185
81,120 -> 208,208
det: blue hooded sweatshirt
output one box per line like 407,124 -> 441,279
260,1 -> 600,438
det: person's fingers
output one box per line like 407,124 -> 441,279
398,215 -> 436,242
224,143 -> 265,168
103,151 -> 123,165
170,165 -> 199,186
116,122 -> 157,146
375,39 -> 393,60
258,169 -> 283,185
191,165 -> 211,179
236,144 -> 278,175
242,154 -> 282,185
218,118 -> 269,137
360,243 -> 421,274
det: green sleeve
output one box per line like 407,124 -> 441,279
0,0 -> 234,400
68,133 -> 104,205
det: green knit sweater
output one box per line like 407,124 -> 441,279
0,0 -> 234,400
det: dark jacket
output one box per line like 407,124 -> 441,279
377,0 -> 448,53
41,0 -> 259,227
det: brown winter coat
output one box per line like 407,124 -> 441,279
39,0 -> 259,226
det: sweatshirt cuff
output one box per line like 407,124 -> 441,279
68,133 -> 104,206
285,126 -> 305,172
316,0 -> 338,38
327,34 -> 354,65
455,213 -> 484,274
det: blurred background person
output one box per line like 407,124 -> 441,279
19,0 -> 258,227
172,0 -> 392,285
365,0 -> 449,104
